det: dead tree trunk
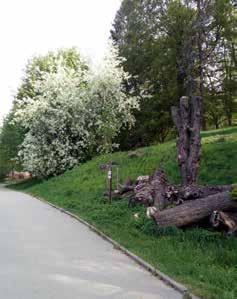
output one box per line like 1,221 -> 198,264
171,96 -> 202,186
147,191 -> 237,228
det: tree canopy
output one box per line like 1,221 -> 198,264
111,0 -> 236,148
11,47 -> 138,177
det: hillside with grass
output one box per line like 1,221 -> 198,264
11,127 -> 237,299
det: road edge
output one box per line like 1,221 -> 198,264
22,192 -> 200,299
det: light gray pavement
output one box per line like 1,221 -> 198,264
0,185 -> 182,299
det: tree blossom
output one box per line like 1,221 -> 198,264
14,47 -> 139,177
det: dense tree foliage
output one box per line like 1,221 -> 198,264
111,0 -> 236,148
16,48 -> 88,101
0,113 -> 24,179
0,49 -> 87,178
12,47 -> 138,177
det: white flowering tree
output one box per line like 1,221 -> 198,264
14,47 -> 139,177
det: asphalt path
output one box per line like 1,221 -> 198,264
0,185 -> 182,299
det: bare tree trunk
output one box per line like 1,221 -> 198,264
188,96 -> 202,184
171,96 -> 202,186
148,191 -> 237,228
227,109 -> 233,127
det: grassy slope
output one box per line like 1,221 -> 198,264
11,127 -> 237,299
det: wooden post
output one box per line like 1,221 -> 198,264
108,162 -> 113,204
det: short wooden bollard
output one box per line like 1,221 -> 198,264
107,164 -> 112,204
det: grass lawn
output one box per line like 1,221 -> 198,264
10,127 -> 237,299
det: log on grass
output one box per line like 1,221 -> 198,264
148,191 -> 237,228
179,184 -> 232,200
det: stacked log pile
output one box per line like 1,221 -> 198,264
103,169 -> 236,234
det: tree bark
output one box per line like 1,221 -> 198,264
210,211 -> 237,235
171,97 -> 189,185
129,168 -> 230,207
133,170 -> 180,209
148,191 -> 237,228
179,184 -> 232,200
134,170 -> 170,208
171,96 -> 202,185
151,170 -> 169,210
188,96 -> 202,184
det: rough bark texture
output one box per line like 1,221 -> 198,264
150,170 -> 169,209
133,175 -> 153,206
133,170 -> 178,209
179,184 -> 232,200
210,210 -> 237,235
148,191 -> 237,228
171,96 -> 202,186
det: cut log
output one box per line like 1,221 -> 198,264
151,169 -> 169,209
210,210 -> 237,235
179,185 -> 232,200
131,168 -> 231,208
133,170 -> 176,209
132,167 -> 231,205
147,191 -> 237,228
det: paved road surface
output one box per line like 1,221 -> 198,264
0,185 -> 182,299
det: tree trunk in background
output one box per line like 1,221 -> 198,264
227,104 -> 233,126
196,0 -> 207,131
228,116 -> 232,127
171,96 -> 202,186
